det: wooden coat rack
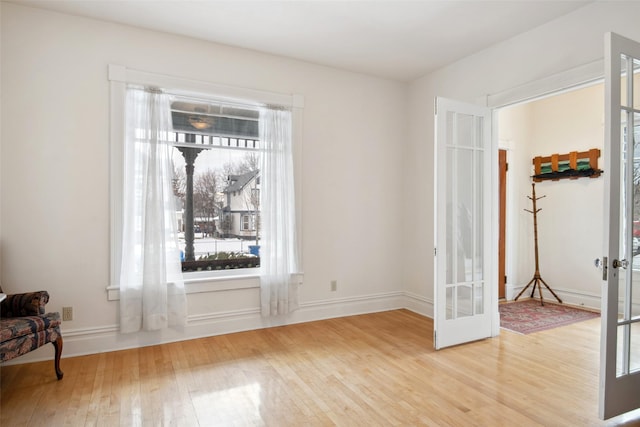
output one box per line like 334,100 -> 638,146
532,148 -> 602,182
515,183 -> 563,306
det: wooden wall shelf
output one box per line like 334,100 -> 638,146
532,148 -> 602,182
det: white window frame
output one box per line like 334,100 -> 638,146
107,65 -> 304,300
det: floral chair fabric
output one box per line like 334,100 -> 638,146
0,290 -> 64,379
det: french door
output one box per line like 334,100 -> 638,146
434,97 -> 496,350
600,32 -> 640,419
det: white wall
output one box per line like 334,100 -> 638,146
404,1 -> 640,313
498,102 -> 535,300
6,1 -> 640,362
0,3 -> 408,360
500,84 -> 604,307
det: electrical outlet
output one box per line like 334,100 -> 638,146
62,306 -> 73,321
330,280 -> 337,292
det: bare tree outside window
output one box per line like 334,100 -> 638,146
223,152 -> 260,177
172,164 -> 186,200
193,169 -> 220,237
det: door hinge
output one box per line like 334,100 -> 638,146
504,275 -> 507,284
434,247 -> 437,256
505,162 -> 509,172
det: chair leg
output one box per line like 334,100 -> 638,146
52,336 -> 64,380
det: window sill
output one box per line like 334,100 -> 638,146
106,269 -> 260,301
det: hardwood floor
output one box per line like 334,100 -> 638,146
2,309 -> 640,426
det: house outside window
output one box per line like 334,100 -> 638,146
223,170 -> 260,237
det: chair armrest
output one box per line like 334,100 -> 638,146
0,291 -> 50,317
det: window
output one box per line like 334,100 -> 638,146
108,65 -> 303,300
241,214 -> 250,231
170,98 -> 262,273
239,214 -> 258,231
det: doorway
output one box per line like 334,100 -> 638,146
497,82 -> 604,309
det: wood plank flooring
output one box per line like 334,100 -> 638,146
2,309 -> 640,426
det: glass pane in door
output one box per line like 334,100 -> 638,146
617,324 -> 625,376
631,322 -> 640,373
619,57 -> 640,108
617,65 -> 630,377
616,323 -> 640,376
446,286 -> 454,320
457,113 -> 475,148
443,110 -> 485,320
634,59 -> 640,107
457,284 -> 472,318
621,54 -> 629,108
457,147 -> 473,281
446,145 -> 455,285
474,149 -> 484,282
474,283 -> 484,315
632,111 -> 640,318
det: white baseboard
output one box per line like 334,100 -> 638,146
402,291 -> 433,318
508,285 -> 601,311
4,291 -> 434,365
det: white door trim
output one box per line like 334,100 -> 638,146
487,59 -> 604,109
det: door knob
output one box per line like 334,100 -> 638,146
613,259 -> 629,269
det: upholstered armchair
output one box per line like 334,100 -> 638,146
0,290 -> 64,379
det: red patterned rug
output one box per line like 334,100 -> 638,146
499,299 -> 600,334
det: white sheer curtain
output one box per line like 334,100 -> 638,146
119,86 -> 187,333
259,106 -> 301,316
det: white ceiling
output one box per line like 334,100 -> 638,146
11,0 -> 590,82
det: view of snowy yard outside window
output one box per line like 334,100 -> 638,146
170,99 -> 262,272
